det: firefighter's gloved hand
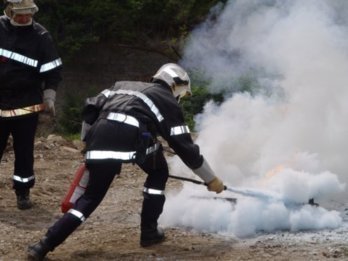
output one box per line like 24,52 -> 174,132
193,158 -> 224,193
43,89 -> 56,116
207,177 -> 224,194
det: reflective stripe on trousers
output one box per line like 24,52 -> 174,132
13,175 -> 35,183
143,187 -> 164,195
68,209 -> 86,222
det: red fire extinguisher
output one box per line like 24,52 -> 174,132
61,163 -> 89,213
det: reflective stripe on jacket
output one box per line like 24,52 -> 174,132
82,81 -> 203,169
0,15 -> 62,110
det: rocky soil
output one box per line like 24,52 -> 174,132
1,133 -> 348,261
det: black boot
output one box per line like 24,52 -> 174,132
16,189 -> 33,210
140,191 -> 166,247
27,236 -> 52,261
140,225 -> 165,247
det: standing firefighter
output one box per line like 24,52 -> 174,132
0,0 -> 62,209
27,63 -> 224,260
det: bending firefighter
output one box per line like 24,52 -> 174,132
0,0 -> 62,209
28,63 -> 225,260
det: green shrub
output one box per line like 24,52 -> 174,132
34,0 -> 224,61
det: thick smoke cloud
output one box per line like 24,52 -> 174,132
160,0 -> 348,237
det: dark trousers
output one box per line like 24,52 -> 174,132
0,114 -> 38,190
45,147 -> 169,249
139,147 -> 168,230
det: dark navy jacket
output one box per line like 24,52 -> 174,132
82,81 -> 203,169
0,16 -> 62,110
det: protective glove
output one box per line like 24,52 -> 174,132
207,177 -> 225,194
192,158 -> 225,194
43,89 -> 56,116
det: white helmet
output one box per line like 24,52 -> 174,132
152,63 -> 191,101
4,0 -> 38,18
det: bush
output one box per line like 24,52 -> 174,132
35,0 -> 224,61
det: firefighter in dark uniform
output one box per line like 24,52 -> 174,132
28,63 -> 224,260
0,0 -> 62,209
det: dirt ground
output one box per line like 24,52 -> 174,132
1,134 -> 348,261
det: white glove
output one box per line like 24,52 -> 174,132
43,89 -> 56,116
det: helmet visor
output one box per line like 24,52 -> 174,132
12,6 -> 38,15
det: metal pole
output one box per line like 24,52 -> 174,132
168,174 -> 318,206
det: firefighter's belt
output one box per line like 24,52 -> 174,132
0,103 -> 45,117
106,112 -> 139,127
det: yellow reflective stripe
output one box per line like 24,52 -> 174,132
0,104 -> 45,117
68,209 -> 86,222
86,150 -> 136,161
13,175 -> 35,183
170,125 -> 190,136
39,58 -> 62,73
106,112 -> 139,127
0,48 -> 38,67
143,187 -> 164,195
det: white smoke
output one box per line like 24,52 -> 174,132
160,0 -> 348,237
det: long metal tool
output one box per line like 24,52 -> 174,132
169,174 -> 281,201
168,174 -> 318,206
